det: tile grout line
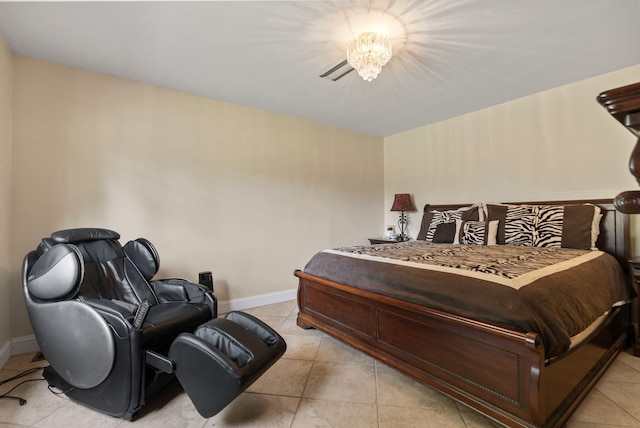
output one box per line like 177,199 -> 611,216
282,306 -> 318,428
374,362 -> 381,428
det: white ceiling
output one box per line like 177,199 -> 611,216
0,0 -> 639,137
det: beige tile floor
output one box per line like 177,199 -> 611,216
1,299 -> 640,427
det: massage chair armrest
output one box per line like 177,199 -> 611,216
82,298 -> 136,335
150,278 -> 217,317
150,278 -> 188,302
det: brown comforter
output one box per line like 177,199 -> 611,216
303,241 -> 633,358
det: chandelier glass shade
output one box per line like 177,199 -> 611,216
346,32 -> 392,82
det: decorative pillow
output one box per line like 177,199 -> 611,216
456,220 -> 499,245
561,204 -> 601,250
485,204 -> 539,246
486,220 -> 499,245
432,222 -> 456,243
485,204 -> 508,244
532,205 -> 564,247
419,205 -> 482,242
504,205 -> 536,246
484,203 -> 601,249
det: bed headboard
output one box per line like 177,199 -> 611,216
417,199 -> 629,271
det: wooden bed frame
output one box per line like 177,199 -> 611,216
295,199 -> 634,428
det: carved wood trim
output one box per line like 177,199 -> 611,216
597,82 -> 640,213
597,82 -> 640,136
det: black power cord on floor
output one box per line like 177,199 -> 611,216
0,366 -> 45,405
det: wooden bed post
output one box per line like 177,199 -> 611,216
597,82 -> 640,213
597,82 -> 640,355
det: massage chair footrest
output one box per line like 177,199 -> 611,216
168,311 -> 286,418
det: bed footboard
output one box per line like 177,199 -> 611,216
295,269 -> 632,428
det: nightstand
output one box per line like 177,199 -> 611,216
368,238 -> 406,245
629,258 -> 640,356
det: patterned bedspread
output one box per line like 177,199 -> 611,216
326,241 -> 599,289
303,241 -> 633,358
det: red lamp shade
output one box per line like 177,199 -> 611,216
390,193 -> 417,212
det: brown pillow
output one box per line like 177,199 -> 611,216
416,209 -> 432,241
485,204 -> 508,244
561,204 -> 601,250
432,222 -> 456,243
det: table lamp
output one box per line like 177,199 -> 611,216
390,193 -> 417,241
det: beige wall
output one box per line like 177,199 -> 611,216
384,65 -> 640,250
6,52 -> 640,341
0,35 -> 12,347
9,56 -> 384,337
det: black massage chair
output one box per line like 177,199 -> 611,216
22,228 -> 286,420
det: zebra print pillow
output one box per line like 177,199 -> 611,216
423,206 -> 480,242
534,204 -> 601,249
458,220 -> 499,245
504,205 -> 536,246
485,203 -> 601,249
533,205 -> 564,247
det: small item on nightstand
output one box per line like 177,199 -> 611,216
385,225 -> 396,239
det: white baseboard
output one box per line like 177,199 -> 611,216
0,340 -> 11,368
0,335 -> 39,368
217,288 -> 297,314
0,289 -> 296,367
11,335 -> 39,355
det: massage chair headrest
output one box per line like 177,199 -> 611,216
51,228 -> 120,244
29,227 -> 160,290
123,238 -> 160,281
26,244 -> 84,301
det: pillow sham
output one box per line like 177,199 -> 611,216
532,205 -> 564,247
484,203 -> 601,250
484,204 -> 508,244
501,204 -> 536,246
418,205 -> 482,242
456,219 -> 499,245
432,222 -> 456,243
561,204 -> 601,250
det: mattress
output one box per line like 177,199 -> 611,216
303,241 -> 633,358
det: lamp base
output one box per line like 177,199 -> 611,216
397,211 -> 409,242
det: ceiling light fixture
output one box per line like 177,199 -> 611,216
346,32 -> 392,82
